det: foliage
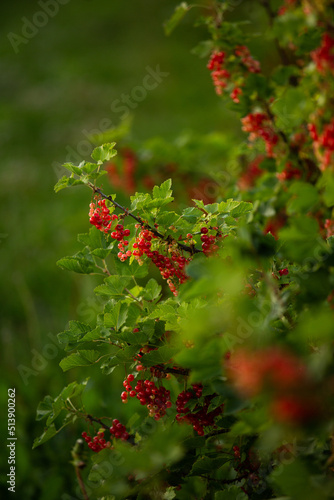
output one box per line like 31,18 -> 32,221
35,1 -> 334,499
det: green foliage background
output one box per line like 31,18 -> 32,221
0,1 -> 242,498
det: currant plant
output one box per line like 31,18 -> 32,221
35,1 -> 334,499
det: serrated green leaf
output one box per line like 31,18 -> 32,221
58,321 -> 92,347
164,3 -> 189,36
153,178 -> 172,199
113,258 -> 149,279
190,456 -> 227,476
32,424 -> 57,449
36,395 -> 54,421
287,182 -> 319,215
78,226 -> 112,251
81,162 -> 97,174
91,142 -> 117,163
59,350 -> 100,371
230,201 -> 253,217
130,192 -> 151,210
156,211 -> 179,227
62,162 -> 84,175
141,345 -> 179,367
54,175 -> 85,193
94,275 -> 131,297
57,252 -> 95,274
104,301 -> 128,330
142,278 -> 162,301
181,206 -> 203,223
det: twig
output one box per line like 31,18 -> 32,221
124,288 -> 143,306
88,183 -> 202,255
204,428 -> 230,438
75,467 -> 90,500
86,414 -> 110,430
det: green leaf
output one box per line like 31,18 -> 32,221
270,459 -> 326,500
272,65 -> 300,86
81,162 -> 98,174
287,182 -> 319,215
181,206 -> 203,223
104,300 -> 129,330
156,211 -> 179,227
113,258 -> 149,279
130,192 -> 151,210
59,350 -> 101,371
94,275 -> 131,297
190,456 -> 227,476
271,88 -> 313,131
36,395 -> 53,421
215,488 -> 247,500
57,251 -> 95,274
32,424 -> 57,449
78,226 -> 112,252
58,321 -> 92,348
230,201 -> 253,217
113,345 -> 140,364
218,199 -> 253,217
153,179 -> 173,199
279,216 -> 327,262
142,345 -> 179,367
163,487 -> 177,500
142,279 -> 162,301
91,142 -> 117,163
164,3 -> 189,36
54,175 -> 85,193
191,40 -> 215,58
62,162 -> 85,175
318,170 -> 334,207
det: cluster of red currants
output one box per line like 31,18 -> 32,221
175,384 -> 224,436
81,430 -> 110,453
325,219 -> 334,239
111,223 -> 131,261
200,226 -> 220,254
132,226 -> 191,295
207,51 -> 230,96
276,162 -> 301,182
241,112 -> 279,158
226,347 -> 324,425
109,419 -> 129,441
89,199 -> 118,233
82,420 -> 130,453
308,119 -> 334,170
235,45 -> 261,74
207,46 -> 260,103
121,374 -> 172,420
311,33 -> 334,74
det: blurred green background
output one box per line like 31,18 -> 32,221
0,1 -> 268,498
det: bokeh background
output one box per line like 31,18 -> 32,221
0,1 -> 268,498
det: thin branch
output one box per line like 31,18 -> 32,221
75,467 -> 90,500
124,288 -> 143,307
204,428 -> 230,438
85,414 -> 110,430
164,366 -> 190,376
88,183 -> 202,255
